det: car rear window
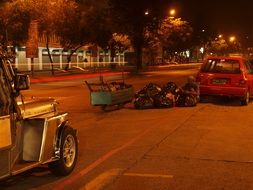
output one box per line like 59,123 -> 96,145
201,59 -> 241,74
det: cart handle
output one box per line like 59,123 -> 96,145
85,81 -> 93,92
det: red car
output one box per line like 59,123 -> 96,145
196,56 -> 253,105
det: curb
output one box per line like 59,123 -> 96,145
147,63 -> 202,70
30,72 -> 129,84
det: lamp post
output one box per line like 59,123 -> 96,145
228,35 -> 239,54
163,9 -> 177,63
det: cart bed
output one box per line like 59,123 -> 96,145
85,81 -> 134,107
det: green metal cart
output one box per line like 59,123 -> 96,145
85,81 -> 134,110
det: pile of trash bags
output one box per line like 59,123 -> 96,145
134,82 -> 198,109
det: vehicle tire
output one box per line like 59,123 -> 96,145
241,91 -> 250,106
199,95 -> 207,103
49,127 -> 78,176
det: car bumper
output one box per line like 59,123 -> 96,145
200,85 -> 247,97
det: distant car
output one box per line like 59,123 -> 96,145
196,56 -> 253,105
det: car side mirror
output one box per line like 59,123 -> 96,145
15,74 -> 30,91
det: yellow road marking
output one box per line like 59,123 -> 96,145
124,173 -> 173,179
81,169 -> 173,190
81,169 -> 122,190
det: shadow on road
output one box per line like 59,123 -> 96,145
200,96 -> 246,107
0,167 -> 59,190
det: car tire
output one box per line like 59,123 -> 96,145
49,126 -> 78,176
241,91 -> 250,106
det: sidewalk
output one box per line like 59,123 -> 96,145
26,63 -> 201,84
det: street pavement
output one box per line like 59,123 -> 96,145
2,65 -> 253,190
25,63 -> 201,83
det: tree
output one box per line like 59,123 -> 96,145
108,33 -> 131,62
206,37 -> 242,56
0,1 -> 30,51
159,18 -> 193,54
0,0 -> 57,73
62,0 -> 112,70
52,0 -> 84,70
108,0 -> 165,70
145,17 -> 193,64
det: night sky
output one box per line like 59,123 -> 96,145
169,0 -> 253,43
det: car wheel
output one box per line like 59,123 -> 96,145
49,126 -> 78,176
241,91 -> 250,106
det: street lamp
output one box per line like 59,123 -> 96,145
144,10 -> 149,16
229,36 -> 236,43
218,34 -> 223,38
169,9 -> 176,17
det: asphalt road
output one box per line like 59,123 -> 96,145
2,68 -> 253,190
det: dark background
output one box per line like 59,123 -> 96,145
168,0 -> 253,45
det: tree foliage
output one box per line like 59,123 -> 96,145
158,18 -> 193,53
0,1 -> 30,48
111,33 -> 131,53
145,17 -> 192,64
108,0 -> 165,69
206,37 -> 242,56
0,0 -> 197,69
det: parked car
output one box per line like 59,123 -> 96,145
196,56 -> 253,105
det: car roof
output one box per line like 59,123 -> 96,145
205,56 -> 245,61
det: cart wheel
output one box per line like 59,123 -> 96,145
49,126 -> 78,176
101,105 -> 107,111
117,103 -> 124,109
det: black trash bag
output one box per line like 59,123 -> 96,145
134,96 -> 154,109
184,94 -> 198,107
134,88 -> 146,99
153,91 -> 174,108
145,83 -> 162,98
133,83 -> 161,109
162,82 -> 178,94
175,93 -> 185,107
175,91 -> 198,107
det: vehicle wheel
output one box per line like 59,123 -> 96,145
101,105 -> 107,111
241,91 -> 250,106
49,127 -> 78,176
117,103 -> 124,109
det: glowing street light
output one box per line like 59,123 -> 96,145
218,34 -> 223,38
229,36 -> 236,42
144,10 -> 149,16
169,9 -> 176,17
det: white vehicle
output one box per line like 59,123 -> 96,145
0,56 -> 78,180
